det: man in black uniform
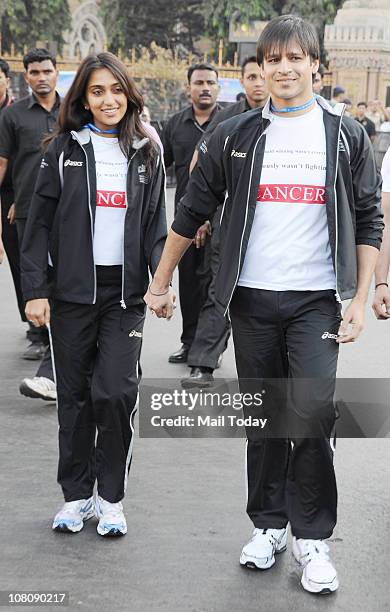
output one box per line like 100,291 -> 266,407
182,57 -> 269,387
0,58 -> 26,325
161,63 -> 220,364
355,101 -> 376,142
0,48 -> 60,401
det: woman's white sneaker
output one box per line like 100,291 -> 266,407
240,528 -> 287,570
292,537 -> 339,594
52,497 -> 95,533
95,495 -> 127,537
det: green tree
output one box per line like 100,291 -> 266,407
100,0 -> 205,56
1,0 -> 71,53
203,0 -> 343,61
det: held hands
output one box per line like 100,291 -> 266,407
144,281 -> 176,320
0,237 -> 4,264
337,297 -> 365,343
25,298 -> 51,327
372,285 -> 390,320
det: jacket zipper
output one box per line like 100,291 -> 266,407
81,143 -> 97,305
333,110 -> 345,304
223,128 -> 270,316
120,150 -> 138,309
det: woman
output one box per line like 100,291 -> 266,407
21,52 -> 167,537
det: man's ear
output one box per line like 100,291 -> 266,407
23,71 -> 29,85
260,64 -> 265,80
312,58 -> 320,74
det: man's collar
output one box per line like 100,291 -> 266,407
261,95 -> 345,121
27,91 -> 61,110
183,103 -> 221,123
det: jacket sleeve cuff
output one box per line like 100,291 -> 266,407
23,289 -> 50,303
171,214 -> 199,239
355,238 -> 381,250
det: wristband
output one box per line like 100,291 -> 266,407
149,282 -> 170,296
375,282 -> 389,289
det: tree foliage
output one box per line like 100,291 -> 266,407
0,0 -> 71,52
100,0 -> 205,56
100,0 -> 343,62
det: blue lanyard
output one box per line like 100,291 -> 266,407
270,95 -> 317,114
84,122 -> 119,135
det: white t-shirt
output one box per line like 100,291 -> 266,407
238,103 -> 336,291
381,146 -> 390,193
91,132 -> 128,266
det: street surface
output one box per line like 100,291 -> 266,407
0,188 -> 389,611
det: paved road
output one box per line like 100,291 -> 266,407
0,188 -> 389,611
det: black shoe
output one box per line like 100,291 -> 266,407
168,345 -> 189,364
181,367 -> 214,388
22,342 -> 48,361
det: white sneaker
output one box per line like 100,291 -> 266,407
20,377 -> 57,401
240,528 -> 287,570
52,497 -> 95,533
292,537 -> 339,594
95,495 -> 127,537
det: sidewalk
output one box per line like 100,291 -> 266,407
0,189 -> 389,611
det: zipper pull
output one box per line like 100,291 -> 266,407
120,299 -> 127,309
335,292 -> 342,303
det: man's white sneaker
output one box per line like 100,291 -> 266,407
95,495 -> 127,537
52,497 -> 95,533
292,537 -> 339,594
240,528 -> 287,570
20,377 -> 57,401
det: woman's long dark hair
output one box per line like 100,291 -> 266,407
53,52 -> 156,165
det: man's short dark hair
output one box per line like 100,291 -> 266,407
257,15 -> 320,65
357,101 -> 367,108
23,48 -> 56,71
241,56 -> 258,76
187,63 -> 218,84
0,58 -> 10,78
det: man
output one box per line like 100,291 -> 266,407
0,59 -> 26,324
372,146 -> 390,319
355,101 -> 376,142
312,63 -> 324,95
161,63 -> 220,365
366,98 -> 385,132
0,48 -> 60,401
182,56 -> 268,387
145,15 -> 383,594
330,85 -> 345,105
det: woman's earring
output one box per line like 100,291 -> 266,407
84,106 -> 89,110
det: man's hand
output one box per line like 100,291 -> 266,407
7,203 -> 15,224
0,238 -> 4,264
144,284 -> 176,319
25,298 -> 50,327
372,285 -> 390,319
337,298 -> 365,343
193,221 -> 211,249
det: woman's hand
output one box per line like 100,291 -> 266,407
25,298 -> 51,327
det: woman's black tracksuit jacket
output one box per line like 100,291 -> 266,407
172,97 -> 384,539
21,128 -> 167,503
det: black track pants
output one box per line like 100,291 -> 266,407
50,285 -> 145,503
16,218 -> 51,347
230,287 -> 340,540
187,214 -> 231,369
178,241 -> 212,348
1,192 -> 25,322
